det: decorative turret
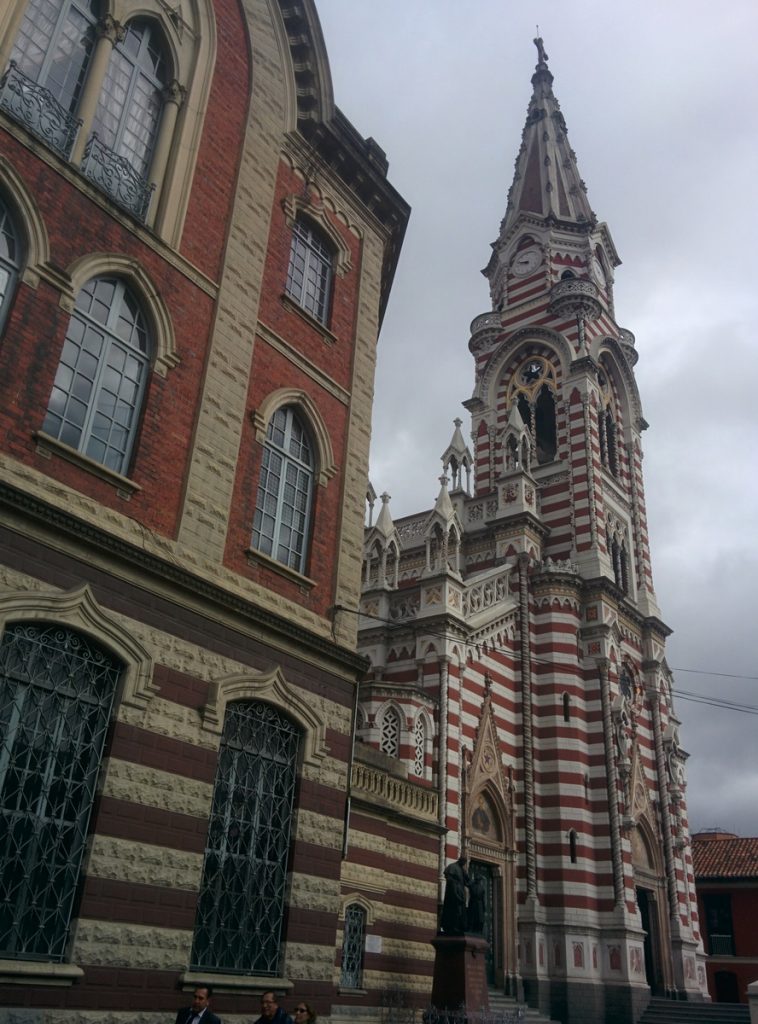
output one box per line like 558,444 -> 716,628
363,491 -> 400,590
441,418 -> 473,494
422,475 -> 462,578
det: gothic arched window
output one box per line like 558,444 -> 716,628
286,217 -> 334,324
0,195 -> 22,334
191,701 -> 299,976
340,903 -> 367,989
380,706 -> 400,758
42,276 -> 151,475
510,355 -> 558,465
413,714 -> 426,777
5,0 -> 98,156
597,369 -> 619,477
252,405 -> 314,573
0,622 -> 120,960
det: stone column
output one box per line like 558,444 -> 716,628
70,15 -> 124,164
517,553 -> 537,900
598,658 -> 625,905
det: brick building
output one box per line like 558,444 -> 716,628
694,831 -> 758,1004
352,44 -> 708,1024
0,0 -> 407,1021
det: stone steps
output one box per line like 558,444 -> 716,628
638,997 -> 750,1024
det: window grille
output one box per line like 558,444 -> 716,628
42,276 -> 151,474
340,903 -> 366,989
0,196 -> 22,333
0,623 -> 120,960
252,406 -> 314,573
191,701 -> 299,976
380,707 -> 400,758
285,218 -> 333,324
413,715 -> 425,777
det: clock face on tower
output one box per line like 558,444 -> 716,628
511,248 -> 542,277
591,255 -> 606,287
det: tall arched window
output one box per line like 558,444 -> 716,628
285,217 -> 334,324
0,195 -> 22,333
42,276 -> 151,475
252,406 -> 314,573
510,355 -> 558,465
191,701 -> 299,976
413,714 -> 425,777
82,19 -> 168,218
3,0 -> 98,156
340,903 -> 366,989
0,622 -> 121,960
380,706 -> 400,758
597,369 -> 619,477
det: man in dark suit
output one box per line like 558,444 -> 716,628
175,984 -> 221,1024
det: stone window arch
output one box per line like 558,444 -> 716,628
597,366 -> 620,477
380,704 -> 401,758
0,191 -> 23,334
508,354 -> 558,465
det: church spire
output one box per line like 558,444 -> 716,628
502,37 -> 596,236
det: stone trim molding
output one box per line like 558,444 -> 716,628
0,583 -> 157,710
201,667 -> 329,766
338,892 -> 376,926
0,958 -> 84,987
61,252 -> 179,377
0,156 -> 50,289
252,387 -> 337,485
282,193 -> 352,276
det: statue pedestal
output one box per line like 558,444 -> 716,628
430,934 -> 490,1015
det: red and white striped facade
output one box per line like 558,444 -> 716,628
354,48 -> 706,1024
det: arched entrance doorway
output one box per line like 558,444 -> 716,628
631,819 -> 672,996
463,691 -> 518,995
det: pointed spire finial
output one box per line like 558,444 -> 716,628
533,33 -> 549,67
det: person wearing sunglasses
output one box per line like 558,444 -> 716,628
293,1002 -> 316,1023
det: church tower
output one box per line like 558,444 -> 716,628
349,40 -> 707,1024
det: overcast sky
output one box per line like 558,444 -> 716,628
316,1 -> 758,837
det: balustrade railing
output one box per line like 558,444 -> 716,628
351,762 -> 438,820
0,61 -> 81,159
81,134 -> 154,221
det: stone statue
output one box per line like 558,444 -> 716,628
440,855 -> 469,934
467,872 -> 486,934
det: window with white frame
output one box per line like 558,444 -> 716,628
191,701 -> 299,976
0,195 -> 22,333
285,217 -> 334,324
340,903 -> 366,989
380,706 -> 400,758
42,276 -> 151,475
252,406 -> 314,573
0,622 -> 121,960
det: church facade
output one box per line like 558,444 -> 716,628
354,45 -> 707,1024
